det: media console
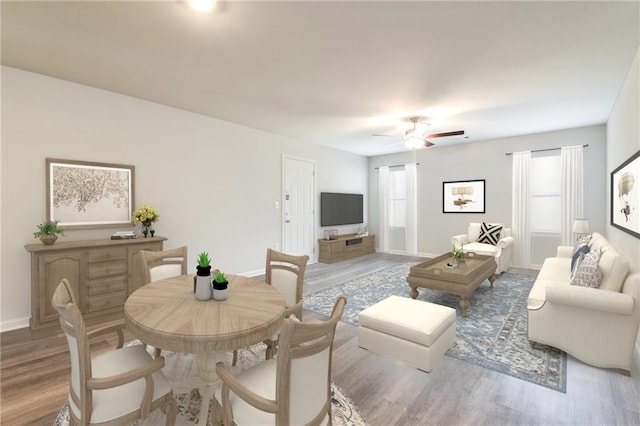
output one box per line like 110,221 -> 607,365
318,233 -> 375,263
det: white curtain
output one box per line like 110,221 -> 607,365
378,166 -> 390,252
511,151 -> 531,267
405,163 -> 418,255
561,145 -> 584,245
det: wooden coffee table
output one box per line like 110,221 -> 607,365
406,252 -> 497,316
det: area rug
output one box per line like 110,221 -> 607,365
54,341 -> 365,425
303,263 -> 567,392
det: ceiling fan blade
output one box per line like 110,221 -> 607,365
427,130 -> 465,138
372,133 -> 397,137
424,140 -> 435,147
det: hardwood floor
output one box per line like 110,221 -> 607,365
2,253 -> 639,425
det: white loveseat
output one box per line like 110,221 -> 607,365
451,222 -> 514,274
527,232 -> 640,374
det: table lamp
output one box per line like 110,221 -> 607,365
573,218 -> 590,242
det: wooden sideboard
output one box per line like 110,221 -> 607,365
24,236 -> 166,339
318,233 -> 375,263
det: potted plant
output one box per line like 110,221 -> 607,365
212,270 -> 229,301
33,220 -> 65,245
194,251 -> 212,300
452,245 -> 464,266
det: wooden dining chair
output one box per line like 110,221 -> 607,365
263,248 -> 309,359
133,246 -> 188,357
214,295 -> 346,426
52,279 -> 177,426
135,246 -> 188,290
232,248 -> 309,366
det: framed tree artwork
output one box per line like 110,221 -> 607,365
443,179 -> 486,213
46,158 -> 135,229
611,150 -> 639,239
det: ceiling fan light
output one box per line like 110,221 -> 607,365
404,137 -> 424,150
187,0 -> 216,13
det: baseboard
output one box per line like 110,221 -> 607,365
238,268 -> 265,278
1,316 -> 30,333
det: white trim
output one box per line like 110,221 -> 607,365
1,317 -> 30,333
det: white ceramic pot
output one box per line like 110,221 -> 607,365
213,288 -> 228,301
195,275 -> 212,300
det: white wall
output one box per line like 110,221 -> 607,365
368,125 -> 607,259
0,67 -> 367,330
607,46 -> 640,273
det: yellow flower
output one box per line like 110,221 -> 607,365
133,204 -> 160,225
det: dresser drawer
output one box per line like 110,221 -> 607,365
88,247 -> 126,262
88,276 -> 127,296
88,259 -> 127,279
87,291 -> 126,313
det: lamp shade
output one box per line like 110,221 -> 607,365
573,219 -> 589,234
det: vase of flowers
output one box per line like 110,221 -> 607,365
133,204 -> 160,237
452,245 -> 464,266
195,252 -> 212,301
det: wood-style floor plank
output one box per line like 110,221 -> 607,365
1,253 -> 639,425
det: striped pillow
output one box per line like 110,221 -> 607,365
477,222 -> 503,246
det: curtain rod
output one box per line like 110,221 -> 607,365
374,162 -> 420,170
505,144 -> 588,156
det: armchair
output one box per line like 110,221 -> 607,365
451,222 -> 514,274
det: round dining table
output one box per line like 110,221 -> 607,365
124,274 -> 286,381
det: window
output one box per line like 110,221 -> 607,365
388,169 -> 406,227
530,153 -> 561,233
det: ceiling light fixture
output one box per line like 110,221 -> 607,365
187,0 -> 216,13
404,136 -> 424,150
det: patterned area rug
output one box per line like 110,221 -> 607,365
54,342 -> 365,425
303,263 -> 567,392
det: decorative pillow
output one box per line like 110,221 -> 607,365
476,222 -> 503,246
570,247 -> 603,288
571,236 -> 591,273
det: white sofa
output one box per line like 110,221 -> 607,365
451,222 -> 514,274
527,232 -> 640,374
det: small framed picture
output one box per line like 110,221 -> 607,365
443,179 -> 486,213
611,150 -> 640,239
46,158 -> 135,229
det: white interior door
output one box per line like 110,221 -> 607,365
282,156 -> 315,259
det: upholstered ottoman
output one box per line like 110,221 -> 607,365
358,295 -> 456,372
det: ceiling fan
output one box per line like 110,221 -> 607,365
372,116 -> 464,149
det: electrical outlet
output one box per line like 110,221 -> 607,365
274,201 -> 279,209
274,243 -> 280,250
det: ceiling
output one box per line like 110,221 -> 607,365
2,1 -> 639,157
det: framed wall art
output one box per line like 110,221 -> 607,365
443,179 -> 486,213
46,158 -> 135,229
610,150 -> 639,239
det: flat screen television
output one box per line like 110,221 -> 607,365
320,192 -> 363,226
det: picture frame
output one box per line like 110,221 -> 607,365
443,179 -> 486,213
46,158 -> 135,229
610,150 -> 640,239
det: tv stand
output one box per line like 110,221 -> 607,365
318,233 -> 375,263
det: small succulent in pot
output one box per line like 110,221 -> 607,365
213,270 -> 228,289
196,252 -> 212,276
33,220 -> 65,245
212,270 -> 229,301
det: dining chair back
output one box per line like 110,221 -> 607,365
215,295 -> 347,425
52,279 -> 177,425
137,246 -> 188,289
265,248 -> 309,319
